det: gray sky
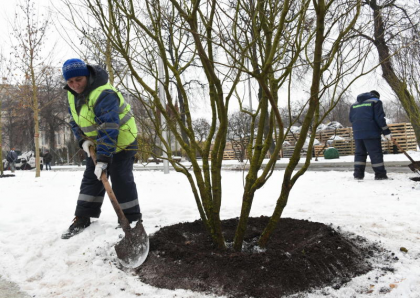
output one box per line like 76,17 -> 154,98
1,0 -> 79,71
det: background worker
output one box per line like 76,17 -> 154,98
349,90 -> 391,180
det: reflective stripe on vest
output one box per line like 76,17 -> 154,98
68,83 -> 137,152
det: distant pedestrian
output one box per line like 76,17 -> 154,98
44,150 -> 52,170
6,148 -> 18,173
349,90 -> 391,180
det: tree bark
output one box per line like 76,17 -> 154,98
370,0 -> 420,147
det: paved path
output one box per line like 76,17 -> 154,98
12,159 -> 415,173
214,160 -> 414,173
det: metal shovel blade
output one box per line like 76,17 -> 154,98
391,138 -> 420,176
115,221 -> 149,268
408,162 -> 420,175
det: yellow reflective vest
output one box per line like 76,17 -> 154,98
68,83 -> 137,153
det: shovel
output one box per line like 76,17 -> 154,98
89,146 -> 149,268
391,138 -> 420,175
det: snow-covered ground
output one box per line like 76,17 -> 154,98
0,153 -> 419,298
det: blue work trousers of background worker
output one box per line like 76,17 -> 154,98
353,138 -> 387,179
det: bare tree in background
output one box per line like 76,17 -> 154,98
386,97 -> 411,123
12,85 -> 36,151
192,118 -> 211,144
38,68 -> 70,160
1,85 -> 20,153
227,111 -> 253,163
58,1 -> 120,85
10,0 -> 56,177
359,0 -> 420,146
0,51 -> 10,175
322,95 -> 353,127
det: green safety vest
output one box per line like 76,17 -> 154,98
68,83 -> 137,153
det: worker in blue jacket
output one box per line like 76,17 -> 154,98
349,90 -> 391,180
61,58 -> 141,239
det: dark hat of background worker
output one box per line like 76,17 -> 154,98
370,90 -> 380,98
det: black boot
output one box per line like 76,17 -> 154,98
375,174 -> 389,180
61,217 -> 91,239
353,172 -> 364,180
353,167 -> 364,180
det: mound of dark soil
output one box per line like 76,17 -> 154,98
136,217 -> 389,298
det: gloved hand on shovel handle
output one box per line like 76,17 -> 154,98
94,162 -> 108,180
384,134 -> 392,141
82,140 -> 95,157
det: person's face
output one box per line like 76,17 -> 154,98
67,76 -> 88,94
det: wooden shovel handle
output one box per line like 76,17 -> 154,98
391,137 -> 416,163
89,146 -> 131,231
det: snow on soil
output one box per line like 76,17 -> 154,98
0,154 -> 419,298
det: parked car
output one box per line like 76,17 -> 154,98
3,151 -> 44,170
14,151 -> 44,170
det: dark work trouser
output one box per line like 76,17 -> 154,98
354,138 -> 387,178
74,144 -> 141,222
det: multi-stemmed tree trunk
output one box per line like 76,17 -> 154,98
80,0 -> 367,252
85,0 -> 239,250
230,0 -> 362,250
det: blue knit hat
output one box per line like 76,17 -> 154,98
62,58 -> 90,81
